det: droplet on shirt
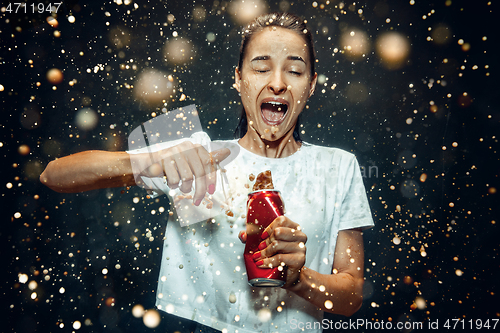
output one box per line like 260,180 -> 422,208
257,308 -> 271,322
165,304 -> 175,313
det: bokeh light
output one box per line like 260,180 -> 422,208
340,29 -> 370,59
431,24 -> 452,45
376,32 -> 410,70
46,16 -> 58,28
228,0 -> 268,25
133,69 -> 177,105
192,5 -> 207,22
108,26 -> 131,49
142,309 -> 161,328
75,108 -> 99,131
132,304 -> 145,318
163,37 -> 196,66
46,68 -> 63,84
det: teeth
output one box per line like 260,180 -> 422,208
268,101 -> 285,105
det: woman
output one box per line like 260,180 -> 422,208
40,12 -> 373,333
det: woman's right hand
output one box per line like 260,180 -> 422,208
131,141 -> 231,206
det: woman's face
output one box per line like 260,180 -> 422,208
235,27 -> 317,142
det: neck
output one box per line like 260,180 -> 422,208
238,126 -> 301,158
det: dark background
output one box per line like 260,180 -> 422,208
1,0 -> 498,332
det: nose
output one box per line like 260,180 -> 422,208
267,71 -> 287,94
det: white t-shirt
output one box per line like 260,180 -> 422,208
129,134 -> 374,333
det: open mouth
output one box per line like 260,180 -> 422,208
260,101 -> 289,126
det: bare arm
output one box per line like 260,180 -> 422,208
40,144 -> 232,200
250,222 -> 365,317
288,228 -> 365,316
39,150 -> 136,193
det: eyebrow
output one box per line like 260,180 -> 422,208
250,55 -> 306,64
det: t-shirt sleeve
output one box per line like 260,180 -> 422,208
337,155 -> 374,231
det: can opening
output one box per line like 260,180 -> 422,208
248,278 -> 285,288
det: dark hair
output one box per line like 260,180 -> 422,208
233,12 -> 316,141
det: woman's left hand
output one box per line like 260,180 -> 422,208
240,216 -> 307,288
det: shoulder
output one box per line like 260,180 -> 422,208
300,142 -> 357,163
212,138 -> 239,145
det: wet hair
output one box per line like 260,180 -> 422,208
233,12 -> 316,141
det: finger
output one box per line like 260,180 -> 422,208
260,216 -> 287,240
161,157 -> 180,189
261,217 -> 307,243
183,146 -> 208,205
256,253 -> 305,270
238,231 -> 247,243
206,147 -> 231,195
256,239 -> 306,260
172,150 -> 194,194
262,216 -> 298,239
272,226 -> 308,243
197,146 -> 216,195
210,147 -> 231,164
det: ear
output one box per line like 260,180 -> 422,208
308,72 -> 318,98
234,67 -> 241,93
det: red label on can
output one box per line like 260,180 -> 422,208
244,190 -> 286,287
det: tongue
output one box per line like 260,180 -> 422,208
261,103 -> 285,122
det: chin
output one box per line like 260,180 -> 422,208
260,123 -> 294,142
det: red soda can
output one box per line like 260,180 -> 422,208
243,190 -> 286,287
